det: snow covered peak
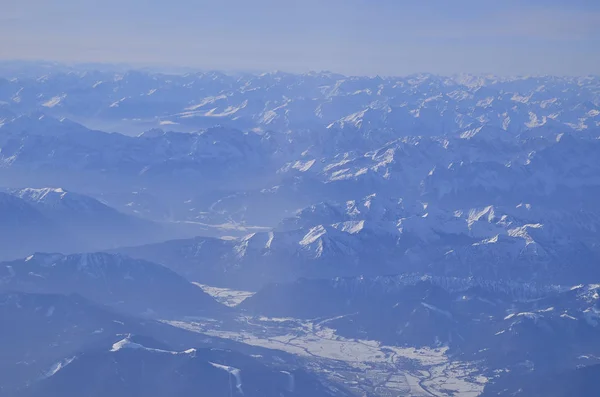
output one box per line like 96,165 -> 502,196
16,187 -> 68,202
14,187 -> 115,213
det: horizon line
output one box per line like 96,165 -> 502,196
1,59 -> 598,80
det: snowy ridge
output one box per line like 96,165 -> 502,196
14,187 -> 105,212
110,336 -> 196,355
209,362 -> 243,394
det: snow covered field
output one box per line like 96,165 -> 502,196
193,283 -> 255,306
167,314 -> 487,396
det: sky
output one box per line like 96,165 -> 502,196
1,0 -> 600,76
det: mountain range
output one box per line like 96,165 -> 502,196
1,63 -> 599,396
0,252 -> 223,317
21,336 -> 342,397
0,68 -> 598,137
0,291 -> 343,397
115,195 -> 600,289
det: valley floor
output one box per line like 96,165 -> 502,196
166,306 -> 487,396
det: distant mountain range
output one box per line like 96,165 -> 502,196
0,69 -> 598,137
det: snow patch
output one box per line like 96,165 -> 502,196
334,220 -> 365,234
280,371 -> 295,392
292,159 -> 316,172
42,94 -> 66,108
421,302 -> 453,319
45,356 -> 76,378
46,306 -> 55,317
192,283 -> 254,307
109,97 -> 127,108
209,362 -> 243,394
300,225 -> 327,246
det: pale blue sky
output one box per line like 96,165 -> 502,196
2,0 -> 599,75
